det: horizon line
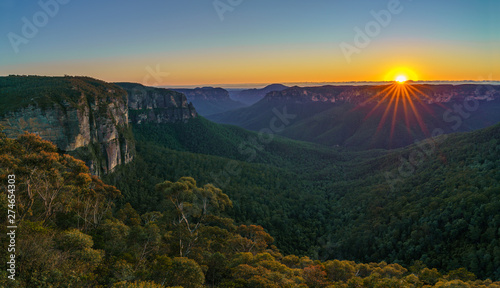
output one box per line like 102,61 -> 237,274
161,80 -> 500,89
2,75 -> 500,89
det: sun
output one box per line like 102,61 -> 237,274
395,75 -> 407,83
384,67 -> 418,82
352,72 -> 437,143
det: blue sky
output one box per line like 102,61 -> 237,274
1,0 -> 498,85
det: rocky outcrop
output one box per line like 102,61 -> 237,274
172,87 -> 231,102
233,84 -> 288,105
116,83 -> 198,123
171,87 -> 245,116
264,84 -> 500,104
0,76 -> 134,175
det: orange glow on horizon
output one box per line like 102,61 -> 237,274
3,51 -> 498,86
384,67 -> 419,83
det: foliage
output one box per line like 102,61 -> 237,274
104,119 -> 500,281
0,132 -> 120,230
0,75 -> 127,116
2,120 -> 500,286
208,86 -> 500,150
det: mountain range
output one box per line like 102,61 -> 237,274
166,84 -> 289,116
209,84 -> 500,149
229,83 -> 289,105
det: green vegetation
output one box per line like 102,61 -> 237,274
130,116 -> 347,167
208,94 -> 500,149
2,76 -> 500,285
104,118 -> 500,281
106,117 -> 353,255
318,124 -> 500,279
2,132 -> 500,287
0,75 -> 127,116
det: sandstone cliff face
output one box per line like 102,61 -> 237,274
172,87 -> 231,101
116,83 -> 198,123
264,84 -> 500,104
0,76 -> 134,176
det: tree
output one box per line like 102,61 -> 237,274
113,280 -> 178,288
303,265 -> 327,288
447,267 -> 476,282
434,279 -> 471,288
419,267 -> 442,285
205,252 -> 230,287
0,133 -> 120,230
164,257 -> 205,288
97,219 -> 130,256
130,223 -> 161,271
324,260 -> 356,282
155,177 -> 232,257
230,225 -> 274,254
56,229 -> 104,273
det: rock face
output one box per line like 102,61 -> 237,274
264,84 -> 500,104
0,76 -> 134,175
116,83 -> 198,123
171,87 -> 245,116
172,87 -> 231,102
208,82 -> 500,149
233,84 -> 288,105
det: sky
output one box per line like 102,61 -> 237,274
0,0 -> 499,87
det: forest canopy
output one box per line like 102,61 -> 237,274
1,131 -> 500,287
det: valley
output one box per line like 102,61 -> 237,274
1,75 -> 500,286
2,1 -> 498,286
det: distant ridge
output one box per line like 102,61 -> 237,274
231,83 -> 288,105
171,87 -> 246,116
209,83 -> 500,150
163,80 -> 500,89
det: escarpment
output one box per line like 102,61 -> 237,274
0,76 -> 134,175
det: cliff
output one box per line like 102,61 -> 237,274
209,83 -> 500,149
116,83 -> 198,123
0,76 -> 134,175
264,84 -> 500,104
171,87 -> 245,116
233,84 -> 288,105
173,87 -> 231,101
